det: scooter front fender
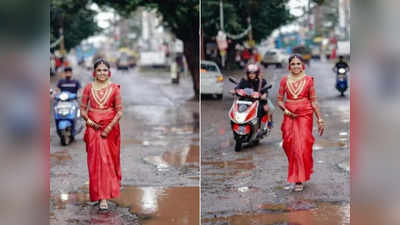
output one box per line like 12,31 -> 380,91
58,120 -> 72,130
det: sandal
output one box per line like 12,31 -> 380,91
99,199 -> 108,210
294,183 -> 304,192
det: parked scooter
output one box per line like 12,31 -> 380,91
228,77 -> 272,152
52,90 -> 83,145
333,66 -> 348,96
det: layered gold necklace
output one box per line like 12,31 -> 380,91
91,81 -> 113,108
286,74 -> 306,99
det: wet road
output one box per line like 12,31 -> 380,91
201,60 -> 350,224
50,65 -> 199,225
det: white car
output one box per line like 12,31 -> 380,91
262,49 -> 289,68
200,60 -> 224,99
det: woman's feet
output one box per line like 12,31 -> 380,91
294,182 -> 304,192
99,199 -> 108,210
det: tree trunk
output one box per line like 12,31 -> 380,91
184,39 -> 199,100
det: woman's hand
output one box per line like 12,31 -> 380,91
101,126 -> 112,138
284,109 -> 297,118
87,119 -> 101,129
318,119 -> 325,136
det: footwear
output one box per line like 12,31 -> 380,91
99,199 -> 108,210
294,183 -> 304,192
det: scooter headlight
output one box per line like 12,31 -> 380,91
59,93 -> 69,101
235,113 -> 246,123
57,108 -> 70,116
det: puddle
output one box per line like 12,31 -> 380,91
51,150 -> 72,166
203,202 -> 349,225
202,156 -> 255,173
113,186 -> 199,225
122,138 -> 143,145
51,186 -> 199,225
313,139 -> 348,150
143,145 -> 199,170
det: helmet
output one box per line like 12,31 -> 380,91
246,64 -> 260,75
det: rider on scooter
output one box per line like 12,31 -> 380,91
235,64 -> 274,131
55,66 -> 81,95
334,56 -> 349,71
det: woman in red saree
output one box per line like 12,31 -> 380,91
80,59 -> 123,209
277,55 -> 324,192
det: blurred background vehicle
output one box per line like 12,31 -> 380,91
116,52 -> 130,70
261,48 -> 289,68
200,60 -> 224,100
292,45 -> 312,65
311,46 -> 321,60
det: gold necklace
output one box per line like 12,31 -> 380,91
288,74 -> 305,81
92,80 -> 111,91
286,76 -> 306,99
91,82 -> 113,108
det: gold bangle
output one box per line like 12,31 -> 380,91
318,119 -> 324,123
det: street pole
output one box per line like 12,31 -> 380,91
59,27 -> 66,56
219,0 -> 225,68
220,0 -> 224,31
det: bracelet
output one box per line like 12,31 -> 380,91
104,126 -> 112,132
318,119 -> 324,123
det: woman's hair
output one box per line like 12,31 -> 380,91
288,54 -> 305,64
93,58 -> 111,70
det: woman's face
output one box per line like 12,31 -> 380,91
289,57 -> 304,75
248,72 -> 257,80
95,63 -> 110,82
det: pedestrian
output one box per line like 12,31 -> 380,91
241,48 -> 251,65
277,54 -> 325,192
80,58 -> 123,210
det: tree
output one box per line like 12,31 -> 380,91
202,0 -> 292,43
94,0 -> 200,98
51,0 -> 101,52
201,0 -> 293,68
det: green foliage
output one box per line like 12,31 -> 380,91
93,0 -> 199,43
51,0 -> 101,51
312,0 -> 326,6
202,0 -> 293,42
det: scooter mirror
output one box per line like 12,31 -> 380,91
228,77 -> 238,84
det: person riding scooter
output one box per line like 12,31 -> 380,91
55,67 -> 81,95
235,64 -> 274,132
334,56 -> 349,71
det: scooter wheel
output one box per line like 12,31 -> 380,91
235,141 -> 242,152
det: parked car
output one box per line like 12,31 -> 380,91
200,60 -> 224,100
262,49 -> 289,68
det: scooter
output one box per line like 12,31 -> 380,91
228,77 -> 272,152
53,90 -> 83,145
334,66 -> 348,96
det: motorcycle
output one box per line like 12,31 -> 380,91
334,66 -> 348,96
53,90 -> 83,145
228,77 -> 272,152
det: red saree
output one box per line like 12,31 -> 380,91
278,75 -> 316,183
81,83 -> 122,201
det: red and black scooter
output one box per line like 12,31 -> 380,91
228,77 -> 272,152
